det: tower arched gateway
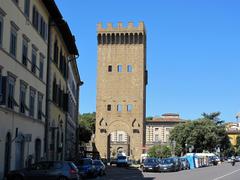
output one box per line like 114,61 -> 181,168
95,22 -> 147,161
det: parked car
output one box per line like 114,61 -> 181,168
159,157 -> 181,172
180,157 -> 190,170
74,158 -> 96,178
116,155 -> 128,167
93,160 -> 106,176
110,158 -> 118,166
235,156 -> 240,162
6,161 -> 80,180
142,158 -> 160,172
209,156 -> 219,166
227,157 -> 233,163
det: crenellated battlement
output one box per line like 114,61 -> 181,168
97,21 -> 145,33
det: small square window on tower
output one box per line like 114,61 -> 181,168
117,65 -> 122,72
107,104 -> 111,111
117,104 -> 122,112
108,65 -> 112,72
127,104 -> 133,112
127,65 -> 132,72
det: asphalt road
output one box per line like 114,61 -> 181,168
92,162 -> 240,180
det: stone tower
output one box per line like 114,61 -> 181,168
95,22 -> 147,161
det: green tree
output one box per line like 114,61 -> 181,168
202,112 -> 223,124
78,112 -> 96,144
169,112 -> 231,156
78,125 -> 92,143
148,145 -> 171,158
79,112 -> 96,133
236,135 -> 240,148
146,117 -> 153,121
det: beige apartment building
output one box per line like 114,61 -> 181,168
95,22 -> 147,161
0,0 -> 49,178
145,113 -> 184,148
0,0 -> 80,178
43,3 -> 79,161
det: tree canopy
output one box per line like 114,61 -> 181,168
169,112 -> 231,157
79,112 -> 96,133
148,145 -> 171,158
78,112 -> 96,143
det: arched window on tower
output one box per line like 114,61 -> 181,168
139,33 -> 143,44
120,33 -> 124,44
134,33 -> 138,44
116,33 -> 120,44
111,34 -> 115,44
107,34 -> 111,44
102,34 -> 106,44
130,33 -> 133,44
97,34 -> 102,45
125,33 -> 129,44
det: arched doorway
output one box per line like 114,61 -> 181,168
107,131 -> 130,160
35,139 -> 41,163
4,132 -> 11,176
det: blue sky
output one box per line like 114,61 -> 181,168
55,0 -> 240,122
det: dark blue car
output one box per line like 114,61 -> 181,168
93,160 -> 106,176
74,158 -> 96,178
142,158 -> 160,172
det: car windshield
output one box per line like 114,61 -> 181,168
144,158 -> 159,164
161,158 -> 174,164
93,161 -> 102,165
118,156 -> 126,160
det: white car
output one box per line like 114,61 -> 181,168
227,157 -> 233,163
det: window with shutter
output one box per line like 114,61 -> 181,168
0,16 -> 3,47
7,76 -> 16,109
29,88 -> 36,117
31,48 -> 37,74
63,93 -> 68,112
22,38 -> 28,66
52,78 -> 56,103
0,70 -> 2,103
24,0 -> 30,17
10,27 -> 17,57
19,83 -> 27,114
37,93 -> 43,120
54,40 -> 59,65
0,76 -> 7,105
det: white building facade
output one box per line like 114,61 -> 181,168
0,0 -> 49,178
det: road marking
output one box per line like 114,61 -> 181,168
213,168 -> 240,180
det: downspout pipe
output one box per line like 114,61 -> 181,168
44,17 -> 52,160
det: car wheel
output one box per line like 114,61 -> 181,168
58,176 -> 67,180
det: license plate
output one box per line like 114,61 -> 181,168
149,168 -> 152,169
164,167 -> 167,170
